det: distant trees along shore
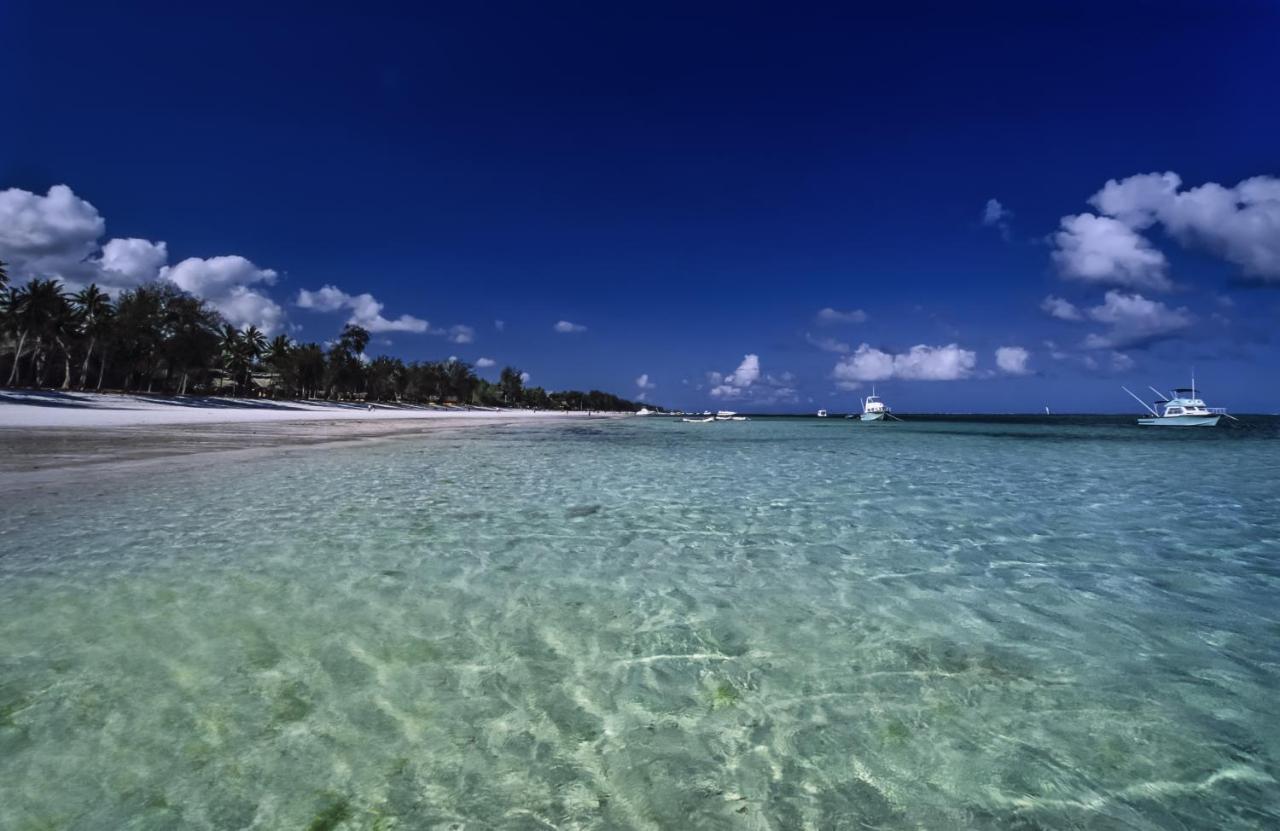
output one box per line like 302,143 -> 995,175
0,266 -> 649,411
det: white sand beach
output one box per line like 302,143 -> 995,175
0,391 -> 625,495
0,390 -> 607,429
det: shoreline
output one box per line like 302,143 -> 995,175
0,391 -> 626,496
0,389 -> 622,429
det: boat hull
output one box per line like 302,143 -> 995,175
1137,415 -> 1220,427
860,412 -> 887,422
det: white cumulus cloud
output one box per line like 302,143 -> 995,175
161,255 -> 284,332
995,346 -> 1031,375
1082,290 -> 1193,350
1051,171 -> 1280,287
97,238 -> 169,289
706,353 -> 793,401
215,286 -> 287,333
163,254 -> 277,296
1052,213 -> 1171,291
1089,171 -> 1280,281
0,184 -> 105,285
1041,295 -> 1083,321
635,373 -> 655,390
296,284 -> 429,334
0,185 -> 293,330
833,343 -> 976,389
447,325 -> 474,344
554,320 -> 587,333
475,357 -> 496,368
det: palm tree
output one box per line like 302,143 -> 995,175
73,284 -> 113,389
113,285 -> 166,392
236,325 -> 268,397
243,325 -> 268,360
218,324 -> 248,396
499,366 -> 525,406
294,342 -> 325,399
4,283 -> 31,387
0,259 -> 9,291
338,324 -> 370,358
5,279 -> 71,387
52,299 -> 81,390
264,334 -> 293,397
164,294 -> 221,395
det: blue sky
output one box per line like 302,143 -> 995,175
2,1 -> 1278,412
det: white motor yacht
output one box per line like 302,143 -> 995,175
1124,377 -> 1230,427
860,389 -> 891,422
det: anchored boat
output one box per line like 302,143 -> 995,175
860,389 -> 891,422
1123,376 -> 1233,427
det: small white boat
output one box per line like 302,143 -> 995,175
1123,376 -> 1231,427
860,388 -> 891,422
714,410 -> 737,421
682,416 -> 715,423
635,407 -> 654,416
816,409 -> 828,418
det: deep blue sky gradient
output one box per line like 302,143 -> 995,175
3,1 -> 1278,411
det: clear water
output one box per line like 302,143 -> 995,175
2,417 -> 1279,829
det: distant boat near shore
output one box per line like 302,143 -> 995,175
682,410 -> 747,423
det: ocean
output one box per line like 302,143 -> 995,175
2,415 -> 1278,828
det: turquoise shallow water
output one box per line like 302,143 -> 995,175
2,416 -> 1279,829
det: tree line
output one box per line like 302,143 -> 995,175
0,266 -> 649,411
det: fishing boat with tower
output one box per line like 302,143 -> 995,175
1122,374 -> 1234,427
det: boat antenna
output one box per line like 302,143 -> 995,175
1122,386 -> 1160,417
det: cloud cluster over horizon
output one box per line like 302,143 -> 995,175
553,320 -> 587,333
832,343 -> 976,389
707,353 -> 797,403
